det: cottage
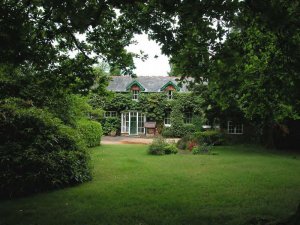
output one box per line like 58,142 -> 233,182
106,76 -> 192,136
104,76 -> 248,138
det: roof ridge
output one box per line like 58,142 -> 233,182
137,76 -> 190,78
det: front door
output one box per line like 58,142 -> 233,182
129,112 -> 138,135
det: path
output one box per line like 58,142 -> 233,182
102,136 -> 180,145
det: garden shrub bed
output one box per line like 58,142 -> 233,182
176,130 -> 224,151
148,137 -> 178,155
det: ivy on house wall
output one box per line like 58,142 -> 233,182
93,91 -> 205,137
167,93 -> 205,137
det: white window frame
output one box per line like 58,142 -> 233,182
121,112 -> 146,134
167,90 -> 173,100
227,121 -> 243,134
138,113 -> 146,133
184,112 -> 193,124
104,111 -> 117,118
164,113 -> 171,127
121,113 -> 129,133
132,90 -> 139,100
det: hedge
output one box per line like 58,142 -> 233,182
0,100 -> 92,198
77,119 -> 103,147
194,130 -> 224,145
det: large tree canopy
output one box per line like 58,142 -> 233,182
163,0 -> 300,146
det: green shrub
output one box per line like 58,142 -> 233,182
148,137 -> 168,155
176,134 -> 193,150
0,100 -> 92,198
162,124 -> 196,138
164,143 -> 178,154
148,137 -> 178,155
161,127 -> 173,137
194,130 -> 224,145
101,117 -> 121,135
77,119 -> 103,147
192,143 -> 213,155
183,124 -> 197,134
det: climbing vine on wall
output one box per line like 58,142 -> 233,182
95,92 -> 205,137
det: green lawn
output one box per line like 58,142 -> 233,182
1,145 -> 300,225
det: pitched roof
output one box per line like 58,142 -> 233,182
107,76 -> 192,92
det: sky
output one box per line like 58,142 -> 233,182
73,33 -> 170,77
126,34 -> 170,77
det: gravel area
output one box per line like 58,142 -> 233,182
101,136 -> 180,145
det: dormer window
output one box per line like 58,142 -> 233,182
160,81 -> 180,100
126,80 -> 145,101
132,90 -> 139,100
167,90 -> 173,100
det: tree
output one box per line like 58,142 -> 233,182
206,1 -> 300,147
0,0 -> 173,197
158,0 -> 300,147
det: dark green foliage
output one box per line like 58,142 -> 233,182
163,124 -> 197,138
183,124 -> 197,135
0,100 -> 91,198
164,93 -> 204,137
176,135 -> 193,150
103,93 -> 137,112
194,130 -> 224,145
161,127 -> 173,138
148,137 -> 178,155
77,119 -> 103,147
192,115 -> 205,132
192,143 -> 213,155
177,130 -> 224,151
101,92 -> 205,138
139,93 -> 170,122
102,117 -> 121,135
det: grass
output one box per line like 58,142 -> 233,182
1,144 -> 300,225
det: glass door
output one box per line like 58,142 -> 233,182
129,112 -> 138,135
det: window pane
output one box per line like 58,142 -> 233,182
132,90 -> 139,100
167,90 -> 173,99
184,112 -> 192,124
228,121 -> 243,134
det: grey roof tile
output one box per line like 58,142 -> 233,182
107,76 -> 192,92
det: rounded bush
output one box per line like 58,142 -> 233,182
77,119 -> 103,147
0,101 -> 92,198
164,144 -> 178,154
148,137 -> 178,155
148,137 -> 167,155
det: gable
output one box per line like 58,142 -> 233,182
160,81 -> 180,92
126,80 -> 145,91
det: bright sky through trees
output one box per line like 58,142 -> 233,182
126,33 -> 170,76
